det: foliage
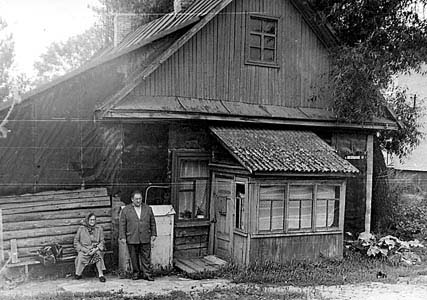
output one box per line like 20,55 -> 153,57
91,0 -> 173,45
309,0 -> 427,158
0,18 -> 31,138
348,232 -> 424,265
33,26 -> 105,85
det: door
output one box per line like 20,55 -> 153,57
212,173 -> 233,259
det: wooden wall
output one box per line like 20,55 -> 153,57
249,233 -> 342,263
134,0 -> 331,108
0,188 -> 111,262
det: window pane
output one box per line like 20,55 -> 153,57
195,179 -> 208,218
179,190 -> 193,219
235,183 -> 246,230
249,47 -> 261,60
249,34 -> 261,47
180,160 -> 209,178
290,185 -> 313,200
260,185 -> 284,201
317,185 -> 335,199
263,20 -> 276,34
249,17 -> 262,32
258,201 -> 271,231
264,49 -> 275,62
301,200 -> 312,228
335,186 -> 340,199
271,201 -> 284,230
288,200 -> 300,229
264,36 -> 275,48
316,199 -> 327,228
328,200 -> 340,227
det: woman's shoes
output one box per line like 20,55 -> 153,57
74,274 -> 82,280
99,276 -> 106,282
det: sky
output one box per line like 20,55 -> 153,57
0,0 -> 98,76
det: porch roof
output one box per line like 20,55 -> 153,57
104,96 -> 398,130
210,127 -> 359,175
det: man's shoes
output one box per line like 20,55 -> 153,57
99,276 -> 106,282
132,273 -> 139,280
144,275 -> 154,281
74,274 -> 82,280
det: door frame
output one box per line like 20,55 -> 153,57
209,172 -> 249,258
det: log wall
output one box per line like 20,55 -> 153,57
0,188 -> 111,261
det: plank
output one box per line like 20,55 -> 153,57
3,216 -> 111,232
204,255 -> 227,266
1,207 -> 111,223
191,258 -> 217,272
3,231 -> 112,249
0,196 -> 110,211
2,201 -> 110,216
174,259 -> 196,273
0,188 -> 108,204
11,239 -> 18,263
3,222 -> 111,240
175,242 -> 208,251
0,209 -> 3,262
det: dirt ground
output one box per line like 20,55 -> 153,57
2,274 -> 427,299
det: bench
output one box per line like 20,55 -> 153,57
5,251 -> 114,278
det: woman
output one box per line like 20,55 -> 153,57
73,212 -> 106,282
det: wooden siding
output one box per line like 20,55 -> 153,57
134,0 -> 331,108
249,233 -> 342,263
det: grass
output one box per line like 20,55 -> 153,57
184,246 -> 427,286
0,287 -> 310,300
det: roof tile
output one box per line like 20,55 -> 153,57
210,127 -> 359,174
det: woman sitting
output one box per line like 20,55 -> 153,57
73,212 -> 106,282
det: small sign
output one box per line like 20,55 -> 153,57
345,155 -> 365,160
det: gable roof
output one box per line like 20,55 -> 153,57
210,127 -> 359,175
7,0 -> 338,114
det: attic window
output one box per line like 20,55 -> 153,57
246,14 -> 279,67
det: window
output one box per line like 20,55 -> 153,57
173,153 -> 210,220
235,183 -> 246,230
246,14 -> 278,66
257,182 -> 342,233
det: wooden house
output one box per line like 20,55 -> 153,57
0,0 -> 398,265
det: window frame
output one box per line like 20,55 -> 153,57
245,13 -> 280,68
172,151 -> 211,222
256,180 -> 345,235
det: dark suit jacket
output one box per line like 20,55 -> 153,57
119,204 -> 157,244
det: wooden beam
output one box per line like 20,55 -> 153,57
365,135 -> 374,233
0,209 -> 3,263
11,239 -> 18,263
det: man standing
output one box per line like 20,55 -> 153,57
119,190 -> 157,281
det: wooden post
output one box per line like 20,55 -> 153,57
365,135 -> 374,233
0,209 -> 4,263
11,239 -> 18,263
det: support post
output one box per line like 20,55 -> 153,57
11,239 -> 18,263
365,135 -> 374,233
0,209 -> 3,263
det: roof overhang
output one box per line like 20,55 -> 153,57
101,96 -> 399,131
209,127 -> 359,176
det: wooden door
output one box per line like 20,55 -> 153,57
212,174 -> 233,259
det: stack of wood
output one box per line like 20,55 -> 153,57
0,188 -> 111,264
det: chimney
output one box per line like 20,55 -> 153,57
113,13 -> 149,46
174,0 -> 196,14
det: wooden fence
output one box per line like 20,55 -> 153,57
0,188 -> 111,263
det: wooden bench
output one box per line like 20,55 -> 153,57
5,251 -> 114,278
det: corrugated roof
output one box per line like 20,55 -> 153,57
210,127 -> 359,174
105,0 -> 223,56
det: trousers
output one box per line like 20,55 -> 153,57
127,243 -> 151,275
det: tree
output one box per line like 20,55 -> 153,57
308,0 -> 427,158
33,26 -> 105,85
0,17 -> 31,138
32,0 -> 173,84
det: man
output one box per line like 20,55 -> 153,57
119,190 -> 157,281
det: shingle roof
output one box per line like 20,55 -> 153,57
210,127 -> 359,174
